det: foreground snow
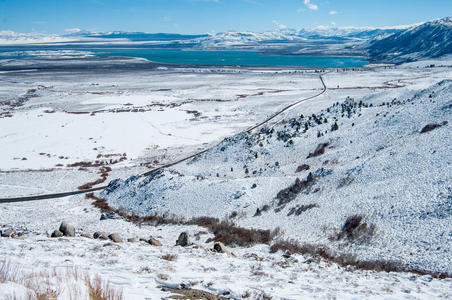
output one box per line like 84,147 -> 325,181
1,195 -> 451,299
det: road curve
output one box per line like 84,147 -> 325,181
0,73 -> 327,204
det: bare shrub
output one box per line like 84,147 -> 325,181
337,176 -> 354,188
276,173 -> 315,206
420,122 -> 446,133
254,205 -> 270,217
205,221 -> 280,247
306,143 -> 329,159
295,164 -> 310,172
336,215 -> 376,242
161,254 -> 177,261
0,261 -> 123,300
270,239 -> 451,278
287,204 -> 318,216
86,193 -> 111,212
85,274 -> 123,300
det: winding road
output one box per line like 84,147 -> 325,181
0,72 -> 328,204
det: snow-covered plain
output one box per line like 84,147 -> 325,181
1,56 -> 452,299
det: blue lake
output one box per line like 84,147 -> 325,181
94,49 -> 368,68
0,48 -> 368,68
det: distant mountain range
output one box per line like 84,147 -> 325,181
368,17 -> 452,63
0,17 -> 451,64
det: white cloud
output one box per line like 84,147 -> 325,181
331,21 -> 336,26
329,11 -> 338,15
243,0 -> 261,4
304,0 -> 318,11
64,28 -> 81,33
272,20 -> 287,30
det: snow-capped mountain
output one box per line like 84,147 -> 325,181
368,17 -> 452,63
1,17 -> 451,64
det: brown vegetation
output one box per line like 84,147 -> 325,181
306,143 -> 329,159
88,197 -> 280,247
420,121 -> 447,133
269,240 -> 451,279
287,204 -> 318,216
335,215 -> 376,243
161,254 -> 177,261
295,164 -> 310,172
0,261 -> 123,300
276,173 -> 315,206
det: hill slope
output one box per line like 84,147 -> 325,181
103,78 -> 452,274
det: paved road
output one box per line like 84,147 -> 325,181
0,73 -> 327,204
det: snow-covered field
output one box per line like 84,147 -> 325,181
1,56 -> 452,299
1,195 -> 452,299
0,57 -> 322,196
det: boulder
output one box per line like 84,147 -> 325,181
51,230 -> 63,238
149,236 -> 162,247
59,222 -> 75,237
1,228 -> 16,238
93,231 -> 109,240
176,232 -> 190,247
108,233 -> 123,243
80,233 -> 92,239
213,242 -> 233,256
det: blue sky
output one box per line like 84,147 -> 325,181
0,0 -> 451,34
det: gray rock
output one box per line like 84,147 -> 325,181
213,242 -> 233,256
1,228 -> 16,238
108,233 -> 123,243
93,231 -> 109,240
100,212 -> 119,220
176,232 -> 190,247
51,230 -> 63,238
149,236 -> 162,247
80,233 -> 92,239
213,242 -> 227,253
59,221 -> 75,237
103,242 -> 121,248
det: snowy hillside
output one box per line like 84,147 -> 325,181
103,78 -> 452,274
369,17 -> 452,63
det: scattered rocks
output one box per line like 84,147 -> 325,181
51,230 -> 63,238
93,231 -> 109,240
1,228 -> 16,238
127,237 -> 137,243
108,233 -> 123,243
59,221 -> 75,237
176,232 -> 191,247
149,236 -> 162,247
